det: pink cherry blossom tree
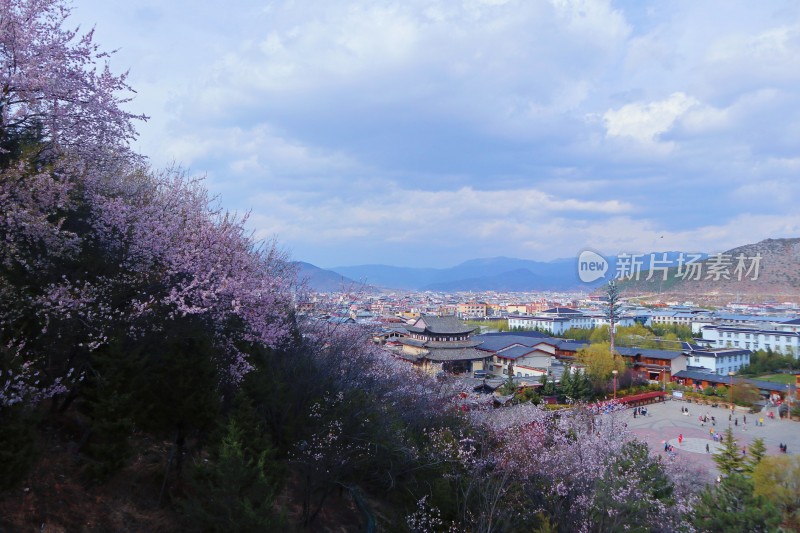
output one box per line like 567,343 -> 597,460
0,0 -> 146,166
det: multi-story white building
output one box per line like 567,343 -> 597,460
701,319 -> 800,357
684,348 -> 752,375
507,307 -> 635,335
650,310 -> 709,328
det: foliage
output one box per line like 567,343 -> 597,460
589,324 -> 610,344
731,382 -> 761,407
539,372 -> 556,396
576,342 -> 626,386
471,404 -> 698,532
739,348 -> 800,375
463,318 -> 509,332
559,367 -> 592,402
693,474 -> 781,532
180,419 -> 286,532
590,440 -> 676,531
0,0 -> 146,166
753,455 -> 800,529
713,427 -> 744,476
560,327 -> 593,341
745,438 -> 767,474
514,387 -> 541,405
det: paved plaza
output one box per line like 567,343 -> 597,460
622,398 -> 799,481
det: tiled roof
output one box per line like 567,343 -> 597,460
474,334 -> 556,353
409,315 -> 476,335
425,347 -> 490,362
542,307 -> 583,315
497,345 -> 543,360
426,340 -> 483,349
686,348 -> 752,358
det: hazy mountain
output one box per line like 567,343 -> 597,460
307,240 -> 799,296
423,268 -> 546,292
293,261 -> 365,292
328,264 -> 442,289
329,257 -> 588,291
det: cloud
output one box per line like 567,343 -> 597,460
68,0 -> 800,268
603,92 -> 698,147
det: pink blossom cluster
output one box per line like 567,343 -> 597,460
0,2 -> 296,404
0,0 -> 146,164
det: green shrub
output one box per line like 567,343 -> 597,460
180,419 -> 286,532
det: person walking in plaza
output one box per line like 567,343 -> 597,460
706,443 -> 710,453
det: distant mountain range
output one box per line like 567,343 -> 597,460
326,257 -> 585,292
295,238 -> 800,301
297,256 -> 609,292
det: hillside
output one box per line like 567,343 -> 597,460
293,261 -> 366,292
618,238 -> 800,304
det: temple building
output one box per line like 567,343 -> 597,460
395,315 -> 489,375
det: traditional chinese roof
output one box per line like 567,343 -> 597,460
425,347 -> 491,362
406,315 -> 475,335
426,339 -> 482,349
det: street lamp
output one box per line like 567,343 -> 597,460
612,369 -> 618,400
662,366 -> 668,392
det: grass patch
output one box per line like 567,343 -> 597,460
753,374 -> 796,385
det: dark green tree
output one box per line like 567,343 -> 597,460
745,438 -> 768,475
693,474 -> 780,532
560,367 -> 574,401
714,427 -> 745,476
181,419 -> 286,532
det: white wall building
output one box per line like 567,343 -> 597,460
507,307 -> 635,335
700,318 -> 800,357
685,348 -> 752,375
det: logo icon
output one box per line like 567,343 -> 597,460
578,250 -> 608,283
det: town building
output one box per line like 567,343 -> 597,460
700,317 -> 800,356
507,307 -> 635,335
394,315 -> 490,375
456,301 -> 487,319
683,348 -> 752,375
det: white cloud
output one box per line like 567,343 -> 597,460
67,0 -> 800,267
603,92 -> 698,146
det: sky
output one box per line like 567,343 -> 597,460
70,0 -> 800,268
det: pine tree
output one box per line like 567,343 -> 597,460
693,474 -> 780,532
745,438 -> 767,474
575,369 -> 593,401
560,367 -> 574,401
714,427 -> 744,476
